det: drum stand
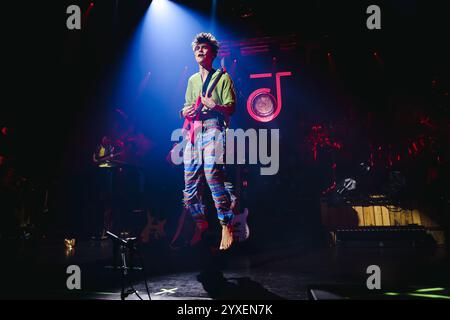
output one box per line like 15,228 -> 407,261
106,231 -> 151,300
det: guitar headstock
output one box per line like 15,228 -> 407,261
220,57 -> 227,74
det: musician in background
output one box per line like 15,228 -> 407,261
92,136 -> 123,167
91,135 -> 122,239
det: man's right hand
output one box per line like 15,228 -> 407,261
182,104 -> 197,118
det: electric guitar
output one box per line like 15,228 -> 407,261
140,212 -> 167,244
183,66 -> 227,144
169,206 -> 249,248
94,150 -> 126,167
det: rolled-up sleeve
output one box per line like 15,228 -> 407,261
220,74 -> 236,115
184,77 -> 194,107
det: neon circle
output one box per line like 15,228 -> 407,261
246,88 -> 280,122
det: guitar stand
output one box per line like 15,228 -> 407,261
106,231 -> 151,300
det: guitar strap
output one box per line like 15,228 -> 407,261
182,69 -> 224,144
194,68 -> 216,120
201,68 -> 215,98
188,69 -> 216,143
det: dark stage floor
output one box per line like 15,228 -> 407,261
1,232 -> 449,300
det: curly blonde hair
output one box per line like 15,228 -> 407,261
191,32 -> 220,56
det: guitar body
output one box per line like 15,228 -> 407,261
184,96 -> 202,122
232,208 -> 250,242
140,212 -> 167,244
97,151 -> 124,162
193,95 -> 203,117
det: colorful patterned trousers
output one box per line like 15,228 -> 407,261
183,119 -> 234,226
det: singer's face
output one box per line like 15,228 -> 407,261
194,43 -> 215,66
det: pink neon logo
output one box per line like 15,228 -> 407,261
247,72 -> 292,122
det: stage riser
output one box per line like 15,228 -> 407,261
321,200 -> 446,246
320,203 -> 443,228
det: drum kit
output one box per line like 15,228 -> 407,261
306,118 -> 447,198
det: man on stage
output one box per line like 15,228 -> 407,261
181,33 -> 237,250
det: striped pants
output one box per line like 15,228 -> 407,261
183,119 -> 234,226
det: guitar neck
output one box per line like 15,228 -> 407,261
191,68 -> 227,116
98,151 -> 123,162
